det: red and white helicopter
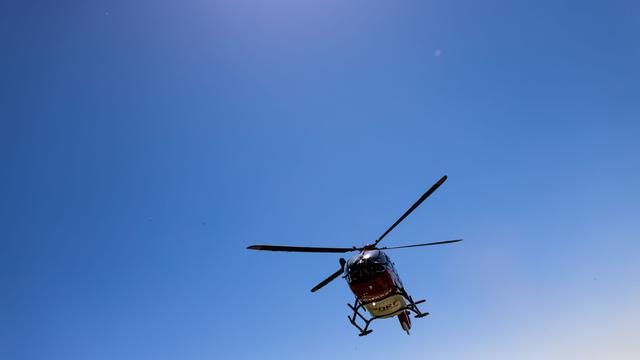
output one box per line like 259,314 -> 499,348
247,175 -> 462,336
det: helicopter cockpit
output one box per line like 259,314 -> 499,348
345,250 -> 391,283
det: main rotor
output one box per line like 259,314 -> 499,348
247,175 -> 462,291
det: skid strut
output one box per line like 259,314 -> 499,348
347,287 -> 429,336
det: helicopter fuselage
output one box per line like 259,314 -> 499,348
345,249 -> 412,331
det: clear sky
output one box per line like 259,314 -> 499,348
3,0 -> 640,359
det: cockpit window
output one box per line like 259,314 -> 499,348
346,251 -> 388,283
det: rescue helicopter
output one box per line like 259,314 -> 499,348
247,175 -> 462,336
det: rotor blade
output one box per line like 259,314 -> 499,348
379,239 -> 463,250
311,258 -> 346,293
247,245 -> 357,253
374,175 -> 448,246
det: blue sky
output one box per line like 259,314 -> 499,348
3,0 -> 640,359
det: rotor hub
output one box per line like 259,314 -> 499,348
363,243 -> 377,251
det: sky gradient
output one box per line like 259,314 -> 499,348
3,1 -> 640,359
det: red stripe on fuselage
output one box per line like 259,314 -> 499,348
348,269 -> 401,302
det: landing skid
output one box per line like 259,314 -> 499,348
347,287 -> 429,336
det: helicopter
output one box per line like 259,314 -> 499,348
247,175 -> 462,336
